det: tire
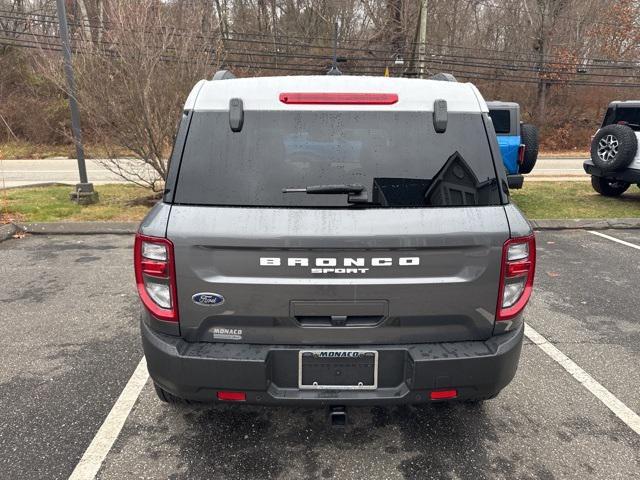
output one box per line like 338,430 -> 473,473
590,176 -> 630,197
590,124 -> 637,172
519,123 -> 539,174
154,382 -> 186,404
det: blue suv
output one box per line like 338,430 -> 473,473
487,101 -> 539,188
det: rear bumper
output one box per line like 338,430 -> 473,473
507,174 -> 524,189
584,161 -> 640,183
142,320 -> 524,406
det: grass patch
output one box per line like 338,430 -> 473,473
511,182 -> 640,219
0,141 -> 132,159
0,184 -> 152,223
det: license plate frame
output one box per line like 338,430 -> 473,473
298,350 -> 378,390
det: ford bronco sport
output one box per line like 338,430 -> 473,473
135,73 -> 535,408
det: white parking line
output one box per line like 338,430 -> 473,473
588,230 -> 640,251
68,357 -> 149,480
524,323 -> 640,436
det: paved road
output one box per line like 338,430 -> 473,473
0,157 -> 588,188
526,157 -> 589,182
0,159 -> 150,188
1,230 -> 639,479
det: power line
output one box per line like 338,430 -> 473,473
5,16 -> 639,80
7,26 -> 639,84
2,36 -> 640,90
1,7 -> 639,69
2,11 -> 640,89
4,32 -> 640,89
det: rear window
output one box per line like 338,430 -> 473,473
488,109 -> 511,134
173,111 -> 501,208
602,107 -> 640,130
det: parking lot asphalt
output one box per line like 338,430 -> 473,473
0,230 -> 639,480
0,235 -> 141,480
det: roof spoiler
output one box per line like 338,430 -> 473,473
212,69 -> 236,80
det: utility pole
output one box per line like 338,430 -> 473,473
55,0 -> 97,204
327,22 -> 342,75
535,12 -> 547,125
418,0 -> 428,78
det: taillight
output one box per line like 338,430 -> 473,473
279,92 -> 398,105
517,144 -> 526,164
134,233 -> 178,322
497,235 -> 536,321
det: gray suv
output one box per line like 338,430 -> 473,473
135,73 -> 535,409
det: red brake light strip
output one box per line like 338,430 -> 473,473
279,92 -> 398,105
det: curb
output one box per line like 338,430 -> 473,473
0,182 -> 73,191
17,222 -> 139,235
530,218 -> 640,230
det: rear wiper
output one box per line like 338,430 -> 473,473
282,184 -> 370,204
282,184 -> 364,195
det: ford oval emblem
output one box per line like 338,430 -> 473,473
192,293 -> 225,306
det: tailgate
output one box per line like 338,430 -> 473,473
168,205 -> 510,345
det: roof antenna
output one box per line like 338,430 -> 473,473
327,22 -> 342,75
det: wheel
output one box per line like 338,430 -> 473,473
519,123 -> 539,174
154,382 -> 185,404
590,176 -> 630,197
590,124 -> 637,171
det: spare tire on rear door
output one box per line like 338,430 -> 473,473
519,123 -> 539,174
590,124 -> 637,171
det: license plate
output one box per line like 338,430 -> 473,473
298,350 -> 378,390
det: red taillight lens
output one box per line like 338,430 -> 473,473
497,235 -> 536,321
279,92 -> 398,105
430,389 -> 458,400
217,391 -> 246,402
517,144 -> 526,165
134,233 -> 178,322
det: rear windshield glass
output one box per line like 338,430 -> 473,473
603,107 -> 640,131
488,109 -> 511,134
174,111 -> 501,208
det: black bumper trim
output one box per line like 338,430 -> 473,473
141,320 -> 524,405
584,161 -> 640,183
507,174 -> 524,189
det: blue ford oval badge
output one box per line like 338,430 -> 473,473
192,293 -> 225,306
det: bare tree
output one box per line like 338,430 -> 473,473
35,0 -> 221,190
2,0 -> 640,154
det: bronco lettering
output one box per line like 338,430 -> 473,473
260,257 -> 420,269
